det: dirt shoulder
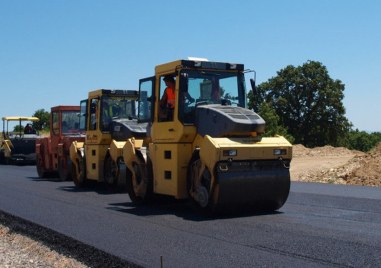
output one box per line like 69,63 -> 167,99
291,143 -> 381,186
0,212 -> 139,268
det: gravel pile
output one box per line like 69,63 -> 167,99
292,144 -> 361,157
293,143 -> 381,186
325,143 -> 381,186
0,223 -> 87,268
0,211 -> 141,268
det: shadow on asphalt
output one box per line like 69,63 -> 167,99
106,196 -> 282,221
58,182 -> 127,195
0,162 -> 36,166
28,176 -> 64,183
27,174 -> 126,195
26,175 -> 283,220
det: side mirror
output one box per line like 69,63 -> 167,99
250,78 -> 256,94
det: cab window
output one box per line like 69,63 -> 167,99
52,112 -> 59,135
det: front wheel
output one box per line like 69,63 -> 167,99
0,150 -> 5,164
72,153 -> 86,187
36,156 -> 47,178
126,158 -> 152,203
187,155 -> 215,212
58,156 -> 72,181
104,154 -> 118,188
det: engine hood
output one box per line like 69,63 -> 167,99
195,105 -> 265,137
110,118 -> 148,141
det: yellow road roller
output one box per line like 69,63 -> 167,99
106,59 -> 292,211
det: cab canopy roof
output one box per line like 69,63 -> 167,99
2,116 -> 40,122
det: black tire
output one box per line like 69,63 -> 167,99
36,156 -> 47,178
0,150 -> 5,164
186,150 -> 200,193
104,154 -> 118,186
187,151 -> 215,213
58,156 -> 72,181
126,156 -> 152,204
115,158 -> 128,193
72,154 -> 86,187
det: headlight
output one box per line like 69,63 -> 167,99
273,149 -> 287,156
223,149 -> 237,157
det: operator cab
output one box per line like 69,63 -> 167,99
137,59 -> 264,140
178,67 -> 247,124
78,89 -> 147,141
138,59 -> 247,124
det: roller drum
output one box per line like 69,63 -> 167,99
214,160 -> 290,211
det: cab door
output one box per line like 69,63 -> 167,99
138,76 -> 155,123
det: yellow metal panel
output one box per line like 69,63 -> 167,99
151,120 -> 197,143
155,60 -> 183,76
109,140 -> 125,162
85,144 -> 108,181
88,89 -> 104,99
150,143 -> 192,199
199,136 -> 220,174
69,141 -> 84,162
150,121 -> 176,141
2,140 -> 13,158
200,135 -> 293,172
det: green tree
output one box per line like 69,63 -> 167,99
346,130 -> 381,152
256,101 -> 295,143
249,61 -> 351,147
13,124 -> 24,133
32,109 -> 50,131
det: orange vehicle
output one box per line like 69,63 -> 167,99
36,106 -> 84,180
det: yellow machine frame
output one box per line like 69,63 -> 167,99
70,89 -> 139,185
109,59 -> 292,211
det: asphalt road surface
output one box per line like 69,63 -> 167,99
0,164 -> 380,267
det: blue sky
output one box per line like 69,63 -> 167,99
1,0 -> 380,131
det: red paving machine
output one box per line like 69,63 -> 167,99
36,106 -> 85,180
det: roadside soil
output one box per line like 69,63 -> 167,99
291,143 -> 381,186
0,223 -> 87,268
0,212 -> 136,268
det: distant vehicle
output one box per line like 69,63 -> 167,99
69,89 -> 144,188
36,106 -> 85,180
0,116 -> 40,164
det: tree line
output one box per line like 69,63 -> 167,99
248,60 -> 381,152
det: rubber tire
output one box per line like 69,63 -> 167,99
72,154 -> 86,187
36,156 -> 47,178
187,154 -> 216,214
0,150 -> 5,164
58,156 -> 71,181
126,158 -> 152,204
104,154 -> 118,186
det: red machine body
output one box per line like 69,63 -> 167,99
36,106 -> 85,180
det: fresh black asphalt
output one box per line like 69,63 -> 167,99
0,164 -> 380,267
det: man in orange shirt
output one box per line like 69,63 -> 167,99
160,75 -> 176,110
160,75 -> 195,121
159,75 -> 176,121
